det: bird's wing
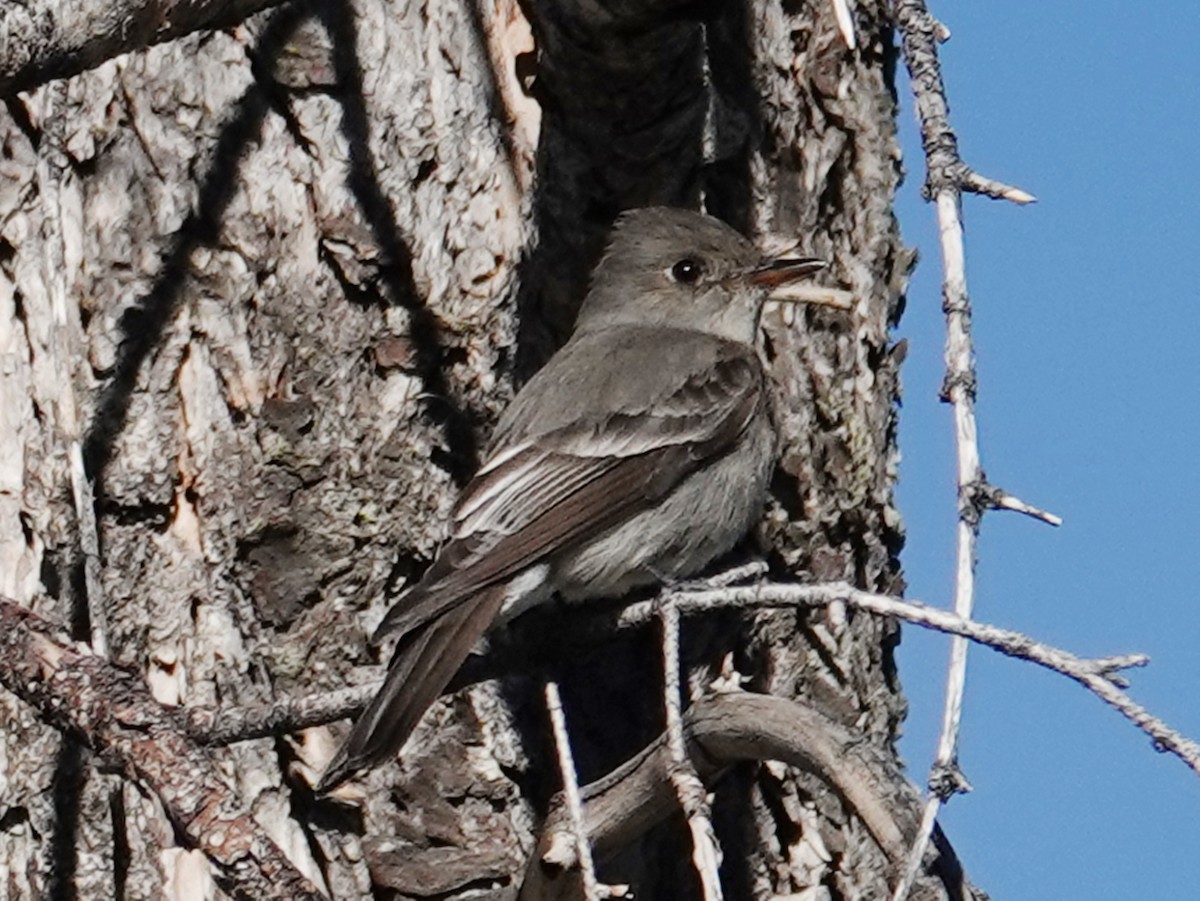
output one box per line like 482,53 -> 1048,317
372,343 -> 764,643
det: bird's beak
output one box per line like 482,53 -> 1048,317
750,256 -> 826,288
750,257 -> 853,311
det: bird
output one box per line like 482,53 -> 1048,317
317,206 -> 833,791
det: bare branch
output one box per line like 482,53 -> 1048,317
0,598 -> 325,901
658,601 -> 723,901
892,0 -> 1036,205
892,0 -> 1043,892
926,182 -> 990,898
960,168 -> 1036,205
185,684 -> 374,745
0,0 -> 290,98
545,681 -> 601,901
692,559 -> 770,589
633,582 -> 1200,776
187,578 -> 1198,788
961,479 -> 1062,528
989,490 -> 1063,527
519,692 -> 913,900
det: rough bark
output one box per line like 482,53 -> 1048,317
0,599 -> 325,900
0,0 -> 295,98
0,0 -> 959,898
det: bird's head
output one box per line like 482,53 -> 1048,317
577,207 -> 838,344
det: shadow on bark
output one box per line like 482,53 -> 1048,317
83,0 -> 479,499
81,3 -> 306,491
509,0 -> 708,380
318,0 -> 478,481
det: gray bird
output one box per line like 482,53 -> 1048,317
318,207 -> 832,791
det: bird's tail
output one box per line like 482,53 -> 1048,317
317,585 -> 506,792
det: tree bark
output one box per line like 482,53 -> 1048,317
0,0 -> 291,97
0,0 -> 967,898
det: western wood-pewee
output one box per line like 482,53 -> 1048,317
319,207 -> 832,791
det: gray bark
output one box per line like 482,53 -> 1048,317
0,0 -> 292,97
0,0 -> 967,897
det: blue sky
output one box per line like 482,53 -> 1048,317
892,2 -> 1200,897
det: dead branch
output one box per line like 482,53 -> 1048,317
188,577 -> 1200,787
892,0 -> 1043,894
185,683 -> 374,745
641,583 -> 1200,776
893,0 -> 1035,204
0,0 -> 290,98
518,692 -> 914,901
0,597 -> 324,901
658,600 -> 722,901
544,681 -> 602,901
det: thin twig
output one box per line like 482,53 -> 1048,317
658,601 -> 723,901
544,681 -> 600,901
991,491 -> 1063,527
960,169 -> 1036,205
692,559 -> 770,590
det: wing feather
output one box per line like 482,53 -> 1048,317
373,339 -> 763,644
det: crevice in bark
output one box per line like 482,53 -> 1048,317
109,789 -> 129,901
701,0 -> 760,233
708,764 -> 759,899
280,735 -> 341,897
0,805 -> 33,833
462,0 -> 532,205
47,741 -> 87,901
3,97 -> 39,150
246,18 -> 321,158
66,551 -> 90,641
39,551 -> 63,600
94,501 -> 171,530
514,0 -> 708,379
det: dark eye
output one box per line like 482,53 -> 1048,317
670,258 -> 704,284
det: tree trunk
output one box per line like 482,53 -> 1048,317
0,0 -> 966,898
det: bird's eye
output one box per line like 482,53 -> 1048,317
670,258 -> 704,284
